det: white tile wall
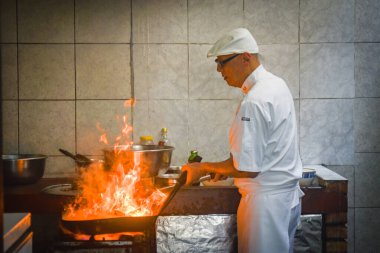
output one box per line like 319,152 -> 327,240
355,43 -> 380,97
355,153 -> 380,207
354,99 -> 380,152
300,99 -> 354,165
189,0 -> 243,43
1,101 -> 18,154
19,44 -> 75,99
300,43 -> 355,98
1,0 -> 17,43
76,44 -> 131,99
1,44 -> 18,99
75,0 -> 131,43
300,0 -> 354,42
244,0 -> 299,44
132,0 -> 187,43
44,156 -> 76,178
188,100 -> 237,162
133,44 -> 188,99
18,0 -> 74,43
355,208 -> 380,252
19,101 -> 76,155
355,0 -> 380,42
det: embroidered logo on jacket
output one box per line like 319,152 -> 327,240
241,117 -> 250,121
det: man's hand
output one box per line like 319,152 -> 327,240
181,163 -> 208,186
212,173 -> 228,182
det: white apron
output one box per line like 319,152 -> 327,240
236,183 -> 303,253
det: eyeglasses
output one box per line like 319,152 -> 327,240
215,54 -> 241,68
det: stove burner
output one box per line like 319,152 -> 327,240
54,226 -> 155,253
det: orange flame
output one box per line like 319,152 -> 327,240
64,100 -> 169,221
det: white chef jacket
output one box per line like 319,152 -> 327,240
230,65 -> 303,253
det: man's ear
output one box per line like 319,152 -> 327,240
242,52 -> 251,62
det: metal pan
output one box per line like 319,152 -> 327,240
61,171 -> 187,235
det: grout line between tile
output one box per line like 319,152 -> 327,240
187,0 -> 190,152
74,0 -> 77,154
16,0 -> 20,154
130,0 -> 135,141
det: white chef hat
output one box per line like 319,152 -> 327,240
207,28 -> 259,57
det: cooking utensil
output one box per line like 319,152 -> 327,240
41,184 -> 77,196
59,149 -> 92,168
61,171 -> 187,234
2,154 -> 47,185
155,166 -> 181,187
103,144 -> 174,177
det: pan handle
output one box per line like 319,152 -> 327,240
158,171 -> 187,215
59,148 -> 76,159
59,149 -> 92,166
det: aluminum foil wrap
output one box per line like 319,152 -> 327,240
157,214 -> 322,253
156,215 -> 237,253
294,214 -> 323,253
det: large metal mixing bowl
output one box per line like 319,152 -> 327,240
103,145 -> 174,178
2,154 -> 47,185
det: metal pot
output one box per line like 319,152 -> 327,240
2,154 -> 47,185
103,145 -> 174,178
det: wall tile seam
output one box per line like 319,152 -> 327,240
354,151 -> 380,154
1,99 -> 19,101
137,99 -> 239,102
16,99 -> 76,102
299,98 -> 356,100
354,41 -> 380,44
16,0 -> 20,154
326,165 -> 355,167
188,99 -> 240,101
298,0 -> 301,154
354,96 -> 380,99
353,207 -> 380,209
129,0 -> 135,124
73,0 -> 78,155
15,43 -> 132,45
300,42 -> 356,45
12,42 -> 378,45
186,0 -> 190,151
8,42 -> 311,47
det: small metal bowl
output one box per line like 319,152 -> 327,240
2,154 -> 47,185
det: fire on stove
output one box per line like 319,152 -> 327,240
54,100 -> 185,253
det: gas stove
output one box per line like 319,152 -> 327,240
51,228 -> 155,253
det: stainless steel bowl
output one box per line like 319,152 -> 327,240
2,154 -> 47,185
103,145 -> 174,178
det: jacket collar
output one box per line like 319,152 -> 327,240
241,64 -> 265,94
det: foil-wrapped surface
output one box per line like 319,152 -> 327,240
294,214 -> 323,253
157,214 -> 322,253
157,215 -> 237,253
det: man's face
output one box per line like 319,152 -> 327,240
215,54 -> 245,88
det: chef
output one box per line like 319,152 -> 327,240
182,28 -> 304,253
